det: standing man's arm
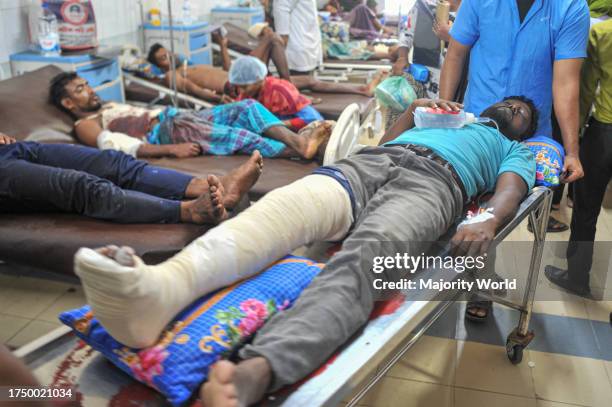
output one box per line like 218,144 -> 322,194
439,0 -> 478,100
553,58 -> 584,182
391,2 -> 417,76
439,39 -> 470,100
551,0 -> 590,183
212,31 -> 232,72
273,0 -> 293,47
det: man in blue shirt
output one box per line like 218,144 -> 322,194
74,97 -> 537,406
440,0 -> 589,186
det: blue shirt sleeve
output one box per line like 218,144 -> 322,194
498,141 -> 536,191
449,0 -> 479,46
554,0 -> 590,60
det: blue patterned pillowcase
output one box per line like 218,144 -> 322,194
59,256 -> 323,406
524,135 -> 565,187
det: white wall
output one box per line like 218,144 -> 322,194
0,0 -> 244,78
0,0 -> 142,72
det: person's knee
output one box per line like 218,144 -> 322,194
270,34 -> 285,47
68,171 -> 125,212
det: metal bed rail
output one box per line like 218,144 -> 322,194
123,73 -> 213,111
344,187 -> 553,406
268,187 -> 553,406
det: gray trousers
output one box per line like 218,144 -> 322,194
239,146 -> 464,390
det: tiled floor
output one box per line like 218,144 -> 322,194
1,197 -> 611,406
0,272 -> 83,348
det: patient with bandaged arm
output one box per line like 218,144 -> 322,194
49,72 -> 332,160
0,132 -> 259,224
74,96 -> 537,406
229,56 -> 385,131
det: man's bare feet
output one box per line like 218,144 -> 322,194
298,121 -> 333,160
361,70 -> 389,97
181,179 -> 228,224
220,151 -> 263,209
200,358 -> 271,407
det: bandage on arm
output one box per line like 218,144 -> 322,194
439,39 -> 470,100
97,130 -> 144,157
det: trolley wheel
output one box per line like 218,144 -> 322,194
506,339 -> 524,364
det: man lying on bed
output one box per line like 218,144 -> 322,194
49,72 -> 331,160
147,41 -> 385,105
73,96 -> 537,406
146,28 -> 292,97
229,56 -> 385,131
0,132 -> 260,224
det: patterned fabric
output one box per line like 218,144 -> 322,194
278,105 -> 325,131
233,76 -> 324,131
59,256 -> 323,406
257,77 -> 312,117
524,135 -> 565,187
320,18 -> 375,60
155,100 -> 288,157
323,38 -> 374,60
321,20 -> 351,43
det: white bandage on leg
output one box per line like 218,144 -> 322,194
75,174 -> 353,348
97,130 -> 143,157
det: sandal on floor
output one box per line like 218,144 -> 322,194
527,217 -> 569,233
465,300 -> 492,322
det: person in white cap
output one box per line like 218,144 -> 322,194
228,56 -> 386,130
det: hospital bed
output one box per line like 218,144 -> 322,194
13,121 -> 553,405
124,71 -> 374,123
221,21 -> 390,80
16,187 -> 552,406
121,51 -> 375,123
0,65 -> 359,277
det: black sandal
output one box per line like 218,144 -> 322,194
527,216 -> 569,233
465,300 -> 492,322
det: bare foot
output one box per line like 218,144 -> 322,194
200,358 -> 271,407
207,175 -> 229,223
298,121 -> 333,160
220,151 -> 263,209
96,245 -> 136,267
181,180 -> 228,225
361,70 -> 389,97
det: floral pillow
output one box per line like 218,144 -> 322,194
59,255 -> 323,406
524,135 -> 565,187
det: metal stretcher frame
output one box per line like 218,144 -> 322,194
17,187 -> 552,407
276,186 -> 553,407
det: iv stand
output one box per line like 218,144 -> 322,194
167,0 -> 179,107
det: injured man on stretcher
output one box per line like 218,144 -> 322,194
146,40 -> 385,104
74,96 -> 537,406
49,72 -> 331,160
0,133 -> 260,224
